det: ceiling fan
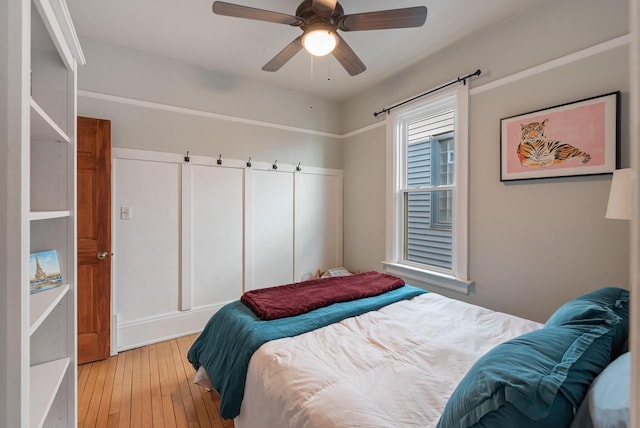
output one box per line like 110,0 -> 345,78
211,0 -> 428,76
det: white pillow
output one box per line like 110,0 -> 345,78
320,267 -> 352,278
570,352 -> 630,428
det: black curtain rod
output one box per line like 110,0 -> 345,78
373,69 -> 481,118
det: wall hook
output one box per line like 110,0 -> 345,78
246,157 -> 252,168
296,162 -> 302,172
272,160 -> 278,170
217,154 -> 222,165
184,151 -> 190,163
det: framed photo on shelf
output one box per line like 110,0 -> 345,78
29,250 -> 63,294
500,91 -> 619,181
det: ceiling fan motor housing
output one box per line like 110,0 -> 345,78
296,0 -> 343,31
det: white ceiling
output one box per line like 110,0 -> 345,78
65,0 -> 547,102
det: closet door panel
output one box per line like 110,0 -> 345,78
246,169 -> 294,291
191,165 -> 243,306
294,172 -> 343,281
114,158 -> 180,321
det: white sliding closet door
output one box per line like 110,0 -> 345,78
245,168 -> 294,290
294,171 -> 343,281
191,165 -> 243,306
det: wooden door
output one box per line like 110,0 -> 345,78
77,116 -> 111,364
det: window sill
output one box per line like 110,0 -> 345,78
382,262 -> 474,295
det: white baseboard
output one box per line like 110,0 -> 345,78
115,303 -> 226,352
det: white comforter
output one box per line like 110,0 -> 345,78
235,292 -> 542,428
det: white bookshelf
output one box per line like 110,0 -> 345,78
29,358 -> 70,428
29,211 -> 71,221
29,284 -> 70,335
30,99 -> 70,143
1,0 -> 84,426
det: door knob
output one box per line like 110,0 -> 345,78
97,251 -> 109,260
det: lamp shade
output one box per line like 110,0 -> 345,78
302,28 -> 337,57
605,168 -> 632,220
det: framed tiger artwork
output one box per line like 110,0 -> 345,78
500,91 -> 619,181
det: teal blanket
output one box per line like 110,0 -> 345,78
187,285 -> 426,419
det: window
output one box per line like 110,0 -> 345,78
384,85 -> 472,293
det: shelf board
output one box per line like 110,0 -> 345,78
30,357 -> 70,428
29,210 -> 70,221
29,283 -> 69,335
30,98 -> 70,143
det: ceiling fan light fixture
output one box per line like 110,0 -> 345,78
212,1 -> 429,75
302,28 -> 338,57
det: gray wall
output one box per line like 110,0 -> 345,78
77,39 -> 344,169
76,0 -> 631,323
343,125 -> 387,272
342,0 -> 631,322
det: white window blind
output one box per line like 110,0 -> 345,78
408,110 -> 454,147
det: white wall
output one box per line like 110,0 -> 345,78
466,50 -> 629,322
77,38 -> 344,170
79,39 -> 341,136
342,0 -> 631,322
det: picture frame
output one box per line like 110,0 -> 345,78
29,250 -> 63,294
500,91 -> 619,181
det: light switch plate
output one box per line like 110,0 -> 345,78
120,206 -> 132,220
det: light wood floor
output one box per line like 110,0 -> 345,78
78,334 -> 234,428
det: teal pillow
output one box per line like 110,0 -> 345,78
545,287 -> 629,328
437,321 -> 623,428
545,287 -> 629,358
470,393 -> 574,428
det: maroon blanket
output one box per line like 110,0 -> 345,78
241,271 -> 405,320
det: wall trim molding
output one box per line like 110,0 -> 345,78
112,147 -> 183,163
80,34 -> 630,141
116,303 -> 226,352
470,34 -> 630,96
342,121 -> 385,138
78,89 -> 343,139
112,147 -> 344,175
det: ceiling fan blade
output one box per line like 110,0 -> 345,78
262,36 -> 303,72
332,34 -> 366,76
311,0 -> 337,19
212,1 -> 304,26
338,6 -> 427,31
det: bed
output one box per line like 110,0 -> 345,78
187,272 -> 630,428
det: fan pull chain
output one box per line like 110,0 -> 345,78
327,58 -> 331,81
309,56 -> 314,109
310,56 -> 314,88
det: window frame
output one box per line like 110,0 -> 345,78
383,84 -> 473,294
430,131 -> 454,228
